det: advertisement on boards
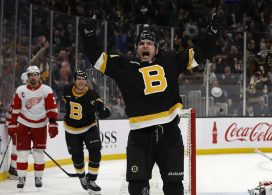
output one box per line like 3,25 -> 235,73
197,118 -> 272,150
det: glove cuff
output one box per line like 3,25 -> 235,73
8,124 -> 17,128
49,122 -> 58,127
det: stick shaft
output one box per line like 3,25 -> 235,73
255,148 -> 272,161
44,150 -> 78,177
0,137 -> 12,169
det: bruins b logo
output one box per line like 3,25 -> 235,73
69,102 -> 82,120
139,65 -> 167,95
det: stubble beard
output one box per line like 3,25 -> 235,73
29,79 -> 39,87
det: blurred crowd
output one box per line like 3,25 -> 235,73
1,0 -> 272,119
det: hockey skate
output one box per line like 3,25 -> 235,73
8,166 -> 18,180
35,177 -> 43,188
17,177 -> 26,190
87,180 -> 101,195
248,187 -> 265,195
79,175 -> 88,190
248,181 -> 272,195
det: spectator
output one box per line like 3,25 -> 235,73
210,80 -> 228,104
218,64 -> 240,101
52,49 -> 72,112
254,96 -> 269,116
246,104 -> 255,116
108,97 -> 126,119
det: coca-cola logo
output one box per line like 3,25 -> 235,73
225,122 -> 272,142
26,97 -> 43,109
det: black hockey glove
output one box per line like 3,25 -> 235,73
95,100 -> 111,119
78,18 -> 97,39
92,100 -> 111,119
98,105 -> 111,119
206,12 -> 223,36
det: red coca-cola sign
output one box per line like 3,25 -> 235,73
225,122 -> 272,142
212,121 -> 217,144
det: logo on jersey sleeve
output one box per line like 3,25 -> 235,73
139,65 -> 167,95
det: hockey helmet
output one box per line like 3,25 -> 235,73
26,65 -> 40,75
21,72 -> 28,84
135,24 -> 158,49
73,70 -> 87,81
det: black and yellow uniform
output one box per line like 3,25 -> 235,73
63,84 -> 99,133
91,51 -> 190,195
92,51 -> 196,130
63,84 -> 110,183
79,20 -> 219,195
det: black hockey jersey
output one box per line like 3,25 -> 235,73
92,49 -> 198,130
63,85 -> 100,134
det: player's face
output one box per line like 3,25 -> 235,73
136,39 -> 158,62
75,78 -> 87,90
28,73 -> 40,86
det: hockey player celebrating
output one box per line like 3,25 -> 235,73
8,65 -> 58,189
62,70 -> 110,195
5,72 -> 29,179
78,13 -> 222,195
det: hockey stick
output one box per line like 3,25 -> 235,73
254,148 -> 272,161
0,137 -> 12,169
44,150 -> 78,177
90,65 -> 101,130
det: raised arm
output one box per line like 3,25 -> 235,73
78,18 -> 102,66
194,11 -> 223,64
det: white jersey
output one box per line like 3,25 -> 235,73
11,84 -> 58,128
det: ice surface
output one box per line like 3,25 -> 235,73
1,153 -> 272,195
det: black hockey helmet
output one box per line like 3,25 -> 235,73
135,24 -> 158,49
73,70 -> 87,81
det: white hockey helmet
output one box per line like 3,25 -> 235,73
26,65 -> 40,75
21,72 -> 28,84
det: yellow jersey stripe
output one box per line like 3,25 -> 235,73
94,52 -> 108,73
63,121 -> 96,132
129,103 -> 182,124
187,48 -> 198,69
129,103 -> 183,130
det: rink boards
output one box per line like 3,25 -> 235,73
1,117 -> 272,181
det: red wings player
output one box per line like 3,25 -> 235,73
5,72 -> 29,179
8,66 -> 58,189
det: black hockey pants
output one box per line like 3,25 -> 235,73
126,117 -> 184,195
